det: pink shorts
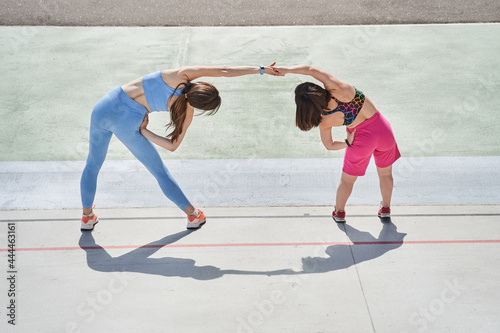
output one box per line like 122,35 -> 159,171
343,111 -> 401,176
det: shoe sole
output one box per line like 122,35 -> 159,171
378,213 -> 390,218
187,220 -> 206,229
332,216 -> 346,223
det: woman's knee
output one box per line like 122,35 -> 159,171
84,151 -> 108,173
377,165 -> 393,177
340,172 -> 358,185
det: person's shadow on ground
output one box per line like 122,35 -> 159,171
79,219 -> 406,280
301,218 -> 407,274
78,229 -> 293,280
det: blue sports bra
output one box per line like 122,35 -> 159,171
142,71 -> 183,112
322,87 -> 365,126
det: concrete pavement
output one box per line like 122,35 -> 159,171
1,205 -> 499,332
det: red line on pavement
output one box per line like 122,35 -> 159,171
1,239 -> 500,252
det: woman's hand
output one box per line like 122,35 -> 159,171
140,113 -> 149,132
270,65 -> 289,76
263,62 -> 280,75
346,128 -> 356,146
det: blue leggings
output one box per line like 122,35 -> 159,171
80,87 -> 191,210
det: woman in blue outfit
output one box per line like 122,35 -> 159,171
81,65 -> 275,230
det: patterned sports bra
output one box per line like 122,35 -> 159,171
322,87 -> 365,126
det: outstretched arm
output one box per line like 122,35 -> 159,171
272,65 -> 342,91
139,110 -> 194,152
176,63 -> 276,80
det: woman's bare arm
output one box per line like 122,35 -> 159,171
139,109 -> 194,152
272,65 -> 343,91
319,122 -> 356,151
176,63 -> 276,80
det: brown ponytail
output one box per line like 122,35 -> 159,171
166,81 -> 221,142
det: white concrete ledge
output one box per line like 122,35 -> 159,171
1,157 -> 499,209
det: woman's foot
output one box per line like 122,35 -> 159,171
81,211 -> 99,231
332,209 -> 346,223
187,209 -> 206,229
378,203 -> 391,218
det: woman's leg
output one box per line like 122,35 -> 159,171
372,113 -> 399,208
80,117 -> 113,215
376,165 -> 394,207
114,127 -> 192,212
335,172 -> 358,211
107,86 -> 197,217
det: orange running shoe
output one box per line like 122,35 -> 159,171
81,211 -> 99,231
187,210 -> 206,229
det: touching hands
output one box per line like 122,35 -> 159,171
259,62 -> 289,76
261,62 -> 279,76
270,65 -> 288,76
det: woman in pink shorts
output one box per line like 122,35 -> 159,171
272,65 -> 400,222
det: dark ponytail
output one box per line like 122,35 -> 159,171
166,81 -> 222,142
166,83 -> 191,143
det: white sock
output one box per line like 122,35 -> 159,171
83,212 -> 93,217
189,209 -> 198,216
